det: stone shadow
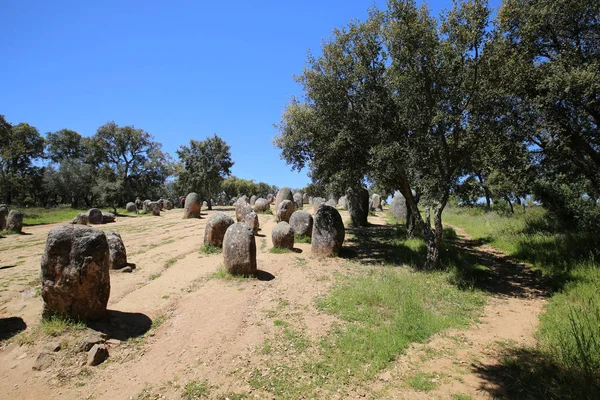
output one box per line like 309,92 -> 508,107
0,317 -> 27,340
256,270 -> 275,281
86,310 -> 152,341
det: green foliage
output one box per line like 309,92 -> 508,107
220,176 -> 277,201
406,372 -> 440,392
21,206 -> 83,226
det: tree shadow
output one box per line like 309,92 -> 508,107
256,233 -> 266,238
291,248 -> 302,253
86,310 -> 152,341
473,346 -> 600,400
0,265 -> 17,270
256,270 -> 275,281
0,317 -> 27,340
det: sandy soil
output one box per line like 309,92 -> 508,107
0,208 -> 547,399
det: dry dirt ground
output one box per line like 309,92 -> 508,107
0,207 -> 546,399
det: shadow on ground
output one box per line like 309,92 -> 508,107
0,317 -> 27,340
87,310 -> 152,341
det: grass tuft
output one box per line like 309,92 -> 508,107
294,233 -> 311,244
199,243 -> 221,255
182,380 -> 210,399
42,316 -> 86,336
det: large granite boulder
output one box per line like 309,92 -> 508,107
250,195 -> 257,206
222,223 -> 257,275
102,212 -> 116,223
371,194 -> 382,211
302,193 -> 309,204
390,193 -> 408,220
183,193 -> 202,219
235,199 -> 253,222
254,198 -> 270,213
147,202 -> 160,216
274,187 -> 294,215
277,199 -> 296,223
289,210 -> 313,238
293,192 -> 303,210
126,202 -> 137,213
106,230 -> 127,270
71,213 -> 88,225
312,205 -> 345,257
272,222 -> 294,249
325,199 -> 337,208
164,199 -> 173,210
87,208 -> 103,225
6,210 -> 23,233
346,187 -> 369,227
244,212 -> 259,235
267,194 -> 274,204
41,225 -> 110,320
204,212 -> 234,247
311,197 -> 325,214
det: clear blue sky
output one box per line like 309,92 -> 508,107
1,0 -> 500,189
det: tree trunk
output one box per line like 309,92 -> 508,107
477,172 -> 492,210
207,183 -> 213,210
506,196 -> 514,213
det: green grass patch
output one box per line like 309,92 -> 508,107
269,247 -> 293,254
294,233 -> 311,244
406,372 -> 440,392
42,316 -> 86,336
257,209 -> 273,215
149,272 -> 162,281
199,243 -> 221,255
209,267 -> 255,281
182,380 -> 210,399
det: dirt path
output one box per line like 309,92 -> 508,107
368,224 -> 549,399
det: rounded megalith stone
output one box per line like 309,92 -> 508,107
267,194 -> 274,204
346,187 -> 369,227
222,222 -> 257,275
41,225 -> 110,320
106,230 -> 127,270
135,198 -> 142,210
71,213 -> 88,225
183,193 -> 201,219
293,192 -> 303,210
254,198 -> 270,213
325,199 -> 337,208
202,201 -> 208,208
277,199 -> 296,223
142,200 -> 151,213
311,197 -> 325,214
250,195 -> 257,206
87,208 -> 103,225
372,194 -> 382,211
6,210 -> 23,233
244,211 -> 259,235
126,202 -> 137,213
0,204 -> 8,230
289,210 -> 313,238
274,188 -> 294,215
302,193 -> 309,204
148,202 -> 160,216
102,212 -> 116,223
312,205 -> 345,257
164,199 -> 173,210
390,193 -> 408,220
204,212 -> 234,247
236,200 -> 253,222
272,222 -> 294,249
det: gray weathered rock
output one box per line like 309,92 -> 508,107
277,199 -> 296,223
80,333 -> 106,352
0,204 -> 8,230
293,192 -> 303,210
32,352 -> 55,371
275,187 -> 294,215
235,199 -> 253,222
41,225 -> 110,320
272,222 -> 294,249
102,212 -> 116,223
250,195 -> 257,206
202,201 -> 208,208
311,197 -> 325,214
164,199 -> 173,210
267,194 -> 274,204
346,187 -> 369,227
183,192 -> 202,219
87,344 -> 109,366
289,210 -> 313,238
222,223 -> 257,275
204,212 -> 234,247
302,193 -> 309,204
147,202 -> 160,216
87,208 -> 103,224
325,199 -> 337,208
126,202 -> 137,213
244,211 -> 259,235
143,200 -> 151,213
371,194 -> 382,211
106,230 -> 127,270
390,193 -> 408,220
338,196 -> 347,209
71,213 -> 88,225
121,266 -> 132,273
312,205 -> 345,257
6,210 -> 23,233
253,198 -> 270,213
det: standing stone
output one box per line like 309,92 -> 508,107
102,212 -> 116,223
143,200 -> 151,213
372,194 -> 382,211
346,187 -> 369,227
312,205 -> 345,257
309,196 -> 313,205
289,210 -> 313,238
338,196 -> 347,209
311,197 -> 325,214
6,210 -> 24,233
0,204 -> 8,231
293,192 -> 303,210
250,195 -> 257,206
267,194 -> 274,204
148,202 -> 160,216
87,208 -> 103,224
126,202 -> 137,213
253,198 -> 270,213
41,225 -> 110,320
302,193 -> 309,204
183,193 -> 202,219
204,212 -> 234,247
325,199 -> 337,208
106,231 -> 127,270
157,199 -> 165,211
135,197 -> 142,211
71,213 -> 88,225
202,201 -> 208,208
244,212 -> 259,235
272,222 -> 294,249
164,199 -> 173,210
222,223 -> 257,275
274,187 -> 294,216
390,192 -> 408,220
277,199 -> 296,223
235,199 -> 253,222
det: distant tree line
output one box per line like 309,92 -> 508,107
0,117 -> 278,209
276,0 -> 600,268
